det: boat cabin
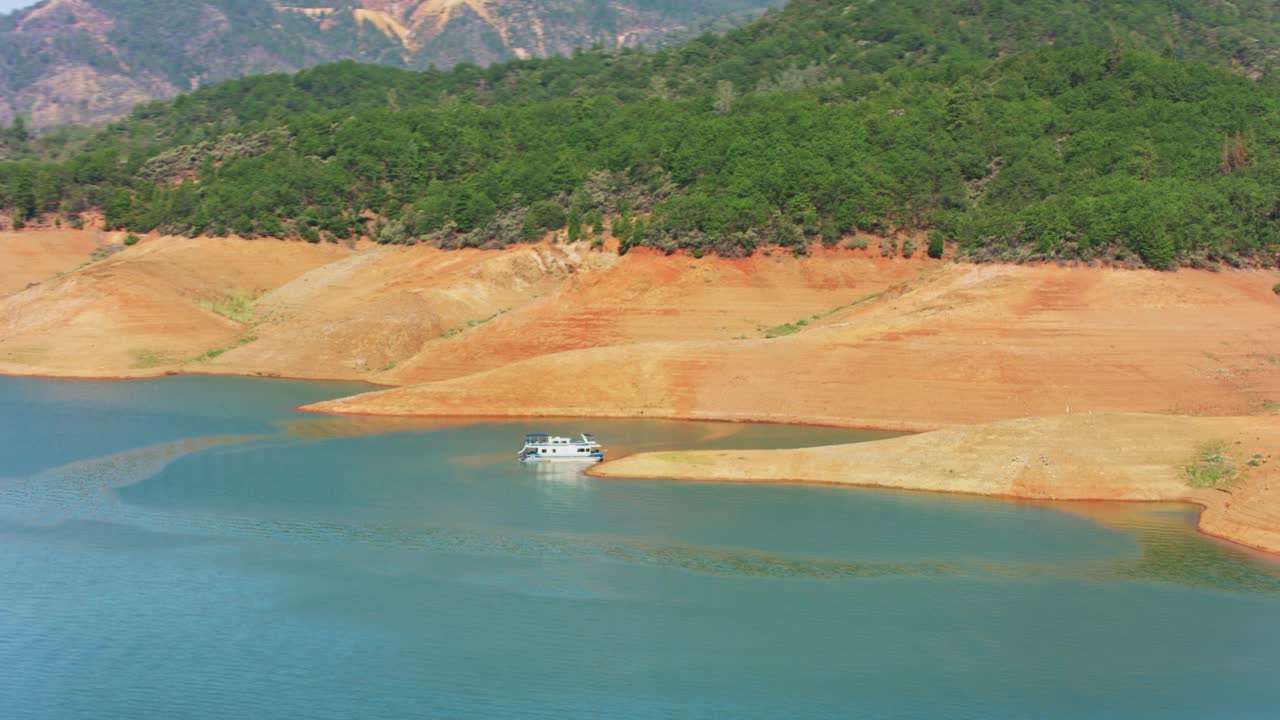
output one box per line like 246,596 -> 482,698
518,433 -> 604,463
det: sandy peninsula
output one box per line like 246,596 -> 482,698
589,413 -> 1280,554
2,228 -> 1279,552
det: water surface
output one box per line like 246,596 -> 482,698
2,377 -> 1278,719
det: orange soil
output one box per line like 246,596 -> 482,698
313,260 -> 1280,430
385,245 -> 926,386
0,229 -> 100,296
0,233 -> 352,376
202,242 -> 605,380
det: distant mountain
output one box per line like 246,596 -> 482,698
0,0 -> 777,127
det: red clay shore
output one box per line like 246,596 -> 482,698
2,229 -> 1279,553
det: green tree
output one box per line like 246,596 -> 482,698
927,230 -> 945,259
10,116 -> 29,144
567,207 -> 582,242
453,190 -> 496,233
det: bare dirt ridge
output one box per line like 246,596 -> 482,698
3,230 -> 1279,553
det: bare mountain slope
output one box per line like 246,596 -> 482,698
0,0 -> 777,127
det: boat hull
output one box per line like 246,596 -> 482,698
520,455 -> 603,464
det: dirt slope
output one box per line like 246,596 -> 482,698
590,413 -> 1280,553
0,234 -> 351,377
205,242 -> 607,380
311,263 -> 1280,429
0,232 -> 618,380
386,246 -> 925,385
0,229 -> 100,296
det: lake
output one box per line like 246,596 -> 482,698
1,376 -> 1278,719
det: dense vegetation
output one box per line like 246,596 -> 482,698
3,0 -> 1280,268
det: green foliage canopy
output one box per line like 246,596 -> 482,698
3,0 -> 1280,267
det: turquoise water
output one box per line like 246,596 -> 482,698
2,377 -> 1279,719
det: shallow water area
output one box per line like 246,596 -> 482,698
2,376 -> 1279,719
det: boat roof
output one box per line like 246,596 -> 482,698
524,433 -> 598,444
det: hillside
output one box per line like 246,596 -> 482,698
3,230 -> 1277,425
0,0 -> 777,128
4,0 -> 1280,266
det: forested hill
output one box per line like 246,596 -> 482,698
0,0 -> 778,128
3,0 -> 1280,269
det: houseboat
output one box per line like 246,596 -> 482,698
518,433 -> 604,463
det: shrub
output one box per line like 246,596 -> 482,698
1183,442 -> 1236,488
526,201 -> 567,232
1273,281 -> 1280,296
376,220 -> 408,245
124,233 -> 140,246
902,238 -> 917,258
927,230 -> 945,259
819,219 -> 840,246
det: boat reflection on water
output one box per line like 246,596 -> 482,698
526,458 -> 595,488
525,459 -> 598,510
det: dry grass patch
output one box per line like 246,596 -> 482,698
129,349 -> 177,369
198,289 -> 262,323
1184,441 -> 1237,488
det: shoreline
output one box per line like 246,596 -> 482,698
2,230 -> 1279,557
0,364 -> 395,388
584,467 -> 1262,553
292,400 -> 948,433
586,413 -> 1280,557
3,361 -> 1279,557
0,359 -> 935,432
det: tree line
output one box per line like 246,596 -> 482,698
3,0 -> 1280,268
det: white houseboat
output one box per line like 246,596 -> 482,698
518,433 -> 604,463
